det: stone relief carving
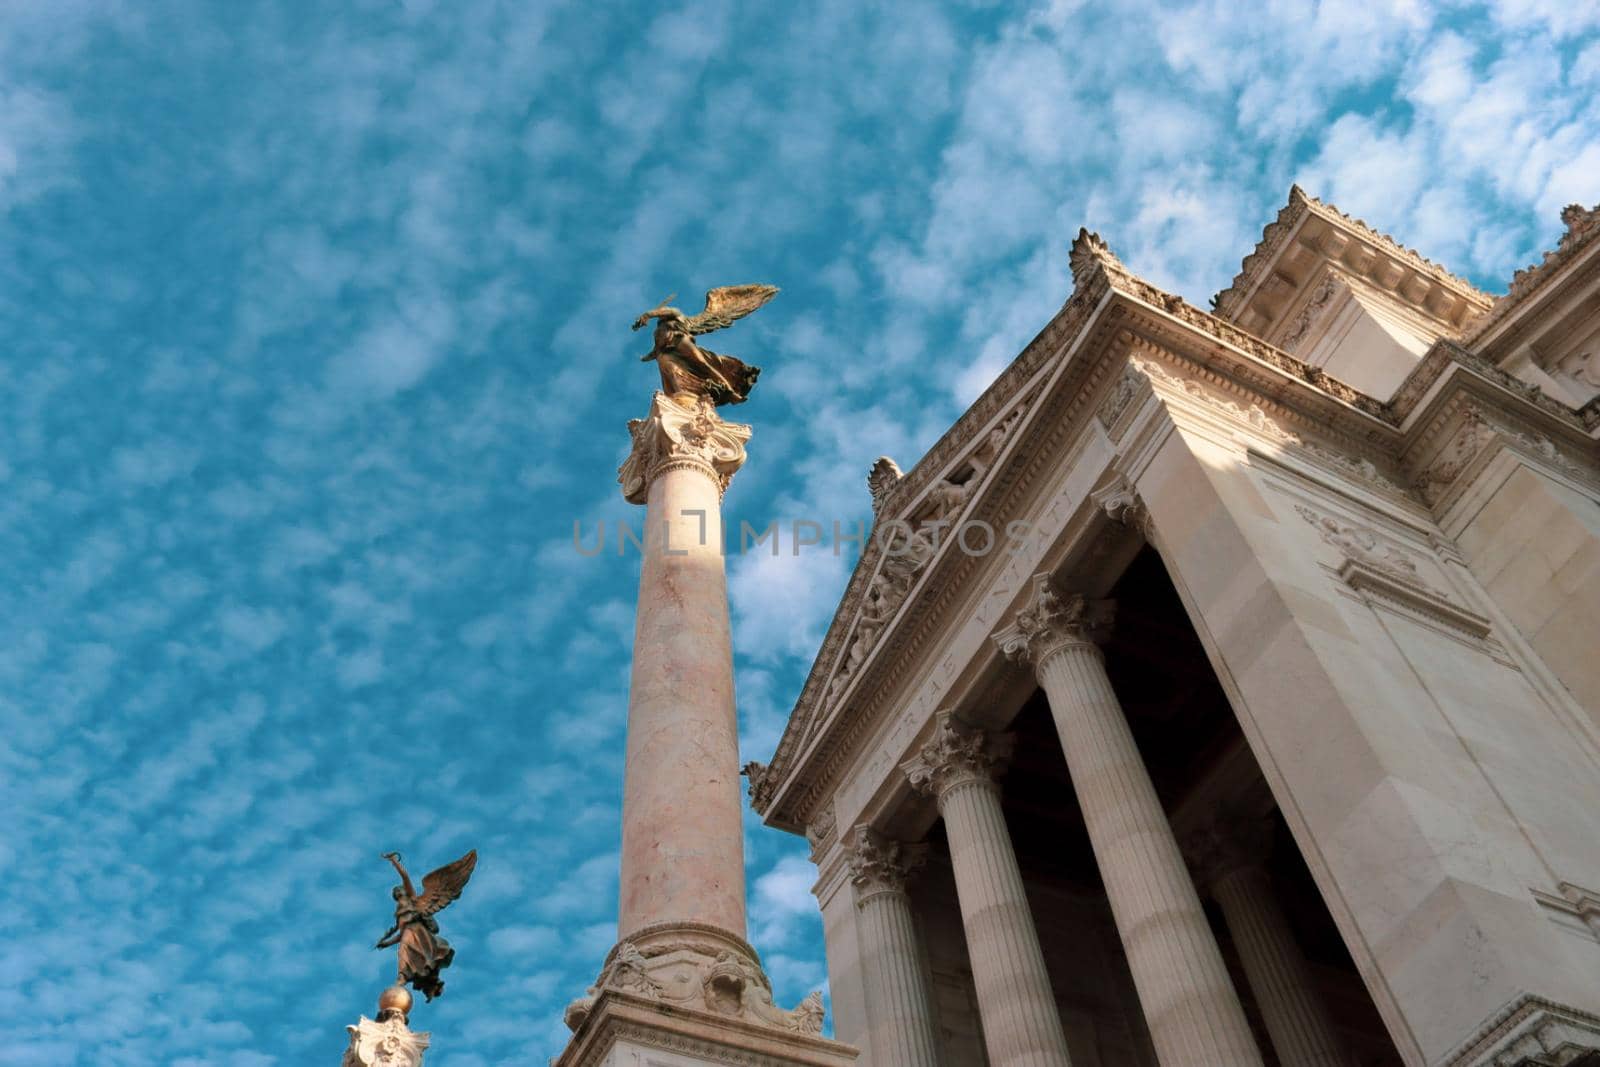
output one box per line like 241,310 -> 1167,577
992,574 -> 1114,667
342,1017 -> 430,1067
867,456 -> 903,513
1279,273 -> 1343,353
1097,360 -> 1146,430
563,936 -> 824,1037
824,404 -> 1028,710
1415,404 -> 1584,506
1293,504 -> 1431,591
803,801 -> 836,858
618,391 -> 752,504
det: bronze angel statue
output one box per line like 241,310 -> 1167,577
631,284 -> 778,405
374,850 -> 477,1002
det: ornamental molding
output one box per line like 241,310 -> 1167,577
559,990 -> 852,1067
1090,473 -> 1151,533
1407,395 -> 1594,511
804,801 -> 836,861
1531,881 -> 1600,941
1465,201 -> 1600,349
1444,994 -> 1600,1067
1131,348 -> 1409,496
1294,503 -> 1435,593
342,1016 -> 430,1067
1278,270 -> 1345,353
844,827 -> 928,899
901,712 -> 1013,800
1291,500 -> 1495,641
563,930 -> 825,1040
991,574 -> 1114,667
617,391 -> 751,505
1215,184 -> 1489,324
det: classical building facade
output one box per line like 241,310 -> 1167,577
750,188 -> 1600,1067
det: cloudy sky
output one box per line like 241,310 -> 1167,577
2,0 -> 1596,1063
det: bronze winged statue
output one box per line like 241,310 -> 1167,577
374,850 -> 477,1002
631,284 -> 778,405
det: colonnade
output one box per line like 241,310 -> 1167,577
840,574 -> 1355,1067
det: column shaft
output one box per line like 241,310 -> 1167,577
940,777 -> 1072,1067
617,462 -> 746,940
1214,866 -> 1352,1067
857,886 -> 940,1066
1037,642 -> 1262,1066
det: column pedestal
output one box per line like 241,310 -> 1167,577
994,575 -> 1263,1067
903,713 -> 1072,1067
558,393 -> 855,1067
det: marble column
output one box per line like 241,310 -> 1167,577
993,574 -> 1263,1067
902,713 -> 1073,1067
1188,819 -> 1354,1067
616,391 -> 753,944
846,828 -> 940,1067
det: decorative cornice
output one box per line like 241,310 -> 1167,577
991,574 -> 1114,667
618,391 -> 751,504
1214,184 -> 1489,322
901,712 -> 1013,800
1465,201 -> 1600,346
844,827 -> 927,900
1444,994 -> 1600,1067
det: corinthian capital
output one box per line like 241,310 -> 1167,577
902,712 -> 1013,799
991,574 -> 1114,667
845,827 -> 927,899
617,391 -> 752,504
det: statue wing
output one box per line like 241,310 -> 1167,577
684,284 -> 779,336
417,849 -> 478,916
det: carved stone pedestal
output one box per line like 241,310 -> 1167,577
559,989 -> 856,1067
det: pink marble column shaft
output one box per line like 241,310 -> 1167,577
617,457 -> 746,941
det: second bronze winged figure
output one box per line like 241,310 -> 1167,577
374,849 -> 477,1002
632,284 -> 778,405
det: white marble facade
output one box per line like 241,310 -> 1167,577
754,190 -> 1600,1067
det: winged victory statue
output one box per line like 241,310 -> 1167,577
374,849 -> 477,1002
631,284 -> 778,405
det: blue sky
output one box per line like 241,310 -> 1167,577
1,1 -> 1596,1063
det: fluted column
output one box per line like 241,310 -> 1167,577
994,574 -> 1263,1067
1188,819 -> 1354,1067
902,713 -> 1072,1067
846,829 -> 939,1067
